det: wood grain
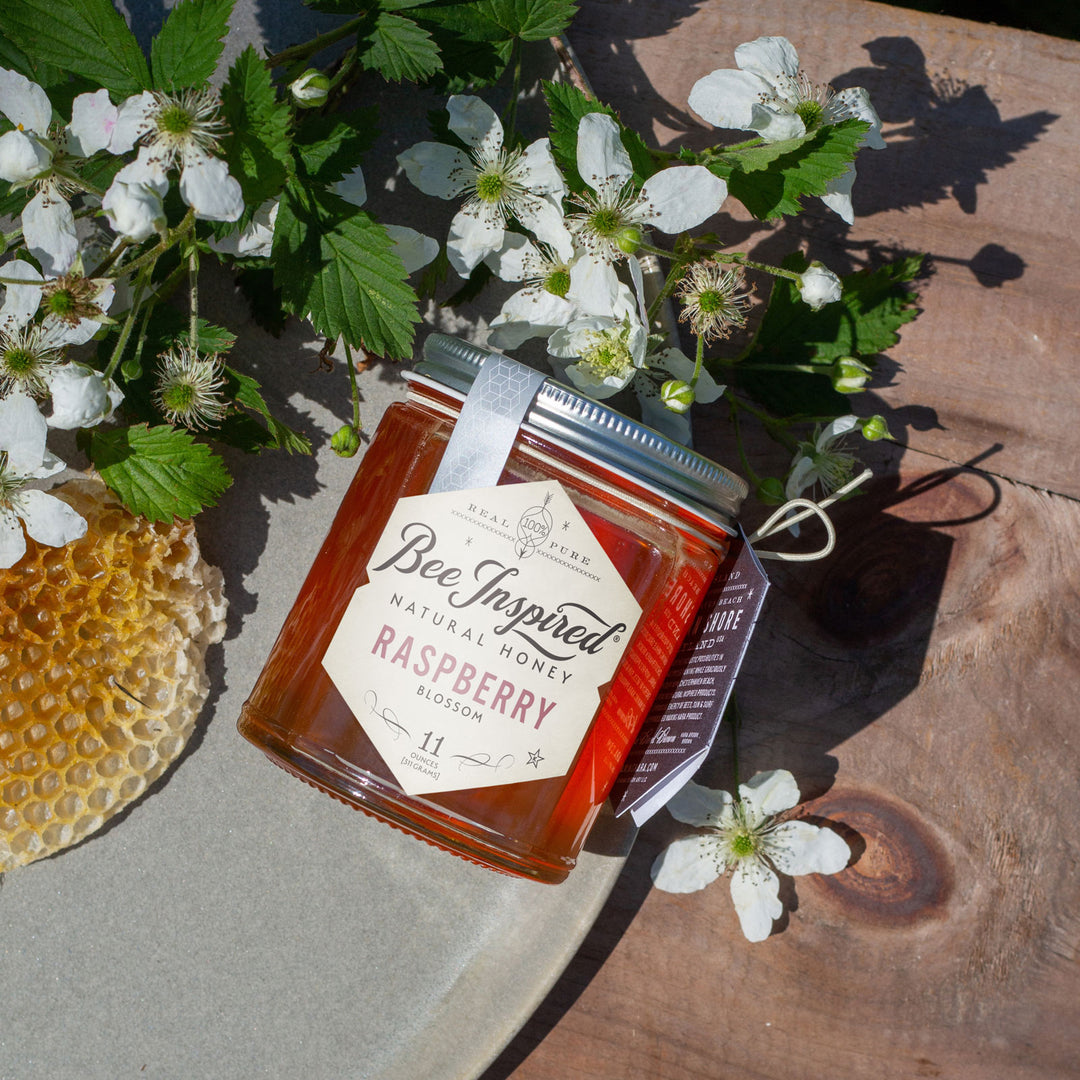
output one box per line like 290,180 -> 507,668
479,3 -> 1080,1078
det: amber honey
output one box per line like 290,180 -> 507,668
239,339 -> 744,883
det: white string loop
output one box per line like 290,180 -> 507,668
747,468 -> 873,562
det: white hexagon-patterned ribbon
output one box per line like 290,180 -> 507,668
429,353 -> 547,495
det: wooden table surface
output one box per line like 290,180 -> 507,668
480,2 -> 1080,1078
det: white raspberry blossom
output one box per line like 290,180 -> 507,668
484,230 -> 636,350
397,95 -> 569,276
0,68 -> 79,276
0,391 -> 86,568
785,414 -> 861,500
547,313 -> 648,400
99,89 -> 243,222
651,770 -> 850,942
0,259 -> 115,346
569,112 -> 727,265
688,36 -> 885,223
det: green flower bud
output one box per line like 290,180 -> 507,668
616,226 -> 643,255
290,69 -> 330,108
331,423 -> 361,457
660,379 -> 695,414
755,476 -> 786,505
859,414 -> 891,442
831,356 -> 871,394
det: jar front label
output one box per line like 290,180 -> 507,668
322,480 -> 642,795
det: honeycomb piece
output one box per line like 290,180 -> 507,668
1,476 -> 226,869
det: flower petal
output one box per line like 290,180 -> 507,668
332,165 -> 367,207
491,287 -> 575,339
747,103 -> 806,142
818,413 -> 860,445
519,137 -> 565,199
833,87 -> 886,150
664,779 -> 734,827
213,199 -> 279,259
734,36 -> 800,81
518,197 -> 574,261
384,224 -> 438,274
766,820 -> 851,876
397,142 -> 472,200
820,162 -> 856,225
576,112 -> 632,193
102,177 -> 167,242
0,68 -> 52,134
19,488 -> 88,547
114,146 -> 169,195
739,769 -> 801,818
66,89 -> 118,156
46,363 -> 122,429
688,68 -> 768,131
655,347 -> 725,403
484,232 -> 534,282
447,95 -> 502,156
446,208 -> 503,276
567,255 -> 621,317
639,166 -> 726,233
0,128 -> 53,184
0,390 -> 49,473
651,835 -> 724,893
0,508 -> 27,570
0,259 -> 44,328
179,153 -> 243,222
109,91 -> 155,154
730,859 -> 782,941
23,191 -> 78,276
785,455 -> 816,500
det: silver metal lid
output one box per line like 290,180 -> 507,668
408,334 -> 747,530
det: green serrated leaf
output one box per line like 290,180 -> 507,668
474,0 -> 577,40
144,305 -> 238,357
360,11 -> 441,82
735,253 -> 922,417
0,0 -> 150,97
220,45 -> 292,207
221,365 -> 312,454
273,183 -> 420,358
294,109 -> 378,184
151,0 -> 234,89
720,119 -> 870,221
88,423 -> 232,521
543,80 -> 655,192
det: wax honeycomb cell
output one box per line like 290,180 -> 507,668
1,477 -> 226,870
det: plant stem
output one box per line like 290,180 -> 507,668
720,251 -> 802,283
265,15 -> 366,68
104,264 -> 154,380
691,332 -> 705,387
113,208 -> 196,282
342,340 -> 362,431
188,247 -> 200,352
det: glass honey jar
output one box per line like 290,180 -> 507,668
238,335 -> 746,883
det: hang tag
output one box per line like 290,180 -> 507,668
609,529 -> 769,825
